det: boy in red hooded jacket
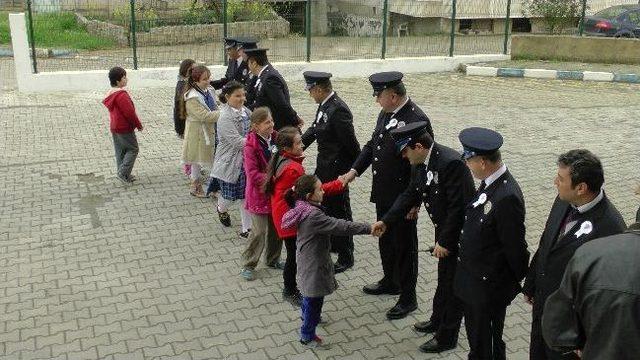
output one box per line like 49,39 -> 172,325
103,66 -> 143,183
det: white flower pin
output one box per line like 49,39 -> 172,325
426,170 -> 434,185
472,193 -> 487,208
385,118 -> 398,130
574,221 -> 593,238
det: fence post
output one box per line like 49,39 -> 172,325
129,0 -> 138,70
26,0 -> 37,73
306,0 -> 311,62
381,0 -> 388,59
448,0 -> 457,57
223,0 -> 228,66
503,0 -> 512,54
578,0 -> 587,36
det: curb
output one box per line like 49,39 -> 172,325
465,65 -> 640,84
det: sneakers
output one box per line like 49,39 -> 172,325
240,268 -> 255,281
267,261 -> 286,270
217,208 -> 231,227
283,291 -> 302,307
300,335 -> 330,350
239,230 -> 251,239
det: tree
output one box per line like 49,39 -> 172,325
525,0 -> 584,34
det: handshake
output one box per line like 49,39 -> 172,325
337,169 -> 358,186
370,221 -> 387,237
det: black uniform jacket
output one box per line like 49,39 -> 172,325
210,59 -> 250,90
351,99 -> 433,207
301,92 -> 361,183
454,169 -> 530,305
522,193 -> 626,318
249,64 -> 298,130
542,228 -> 640,360
381,143 -> 475,250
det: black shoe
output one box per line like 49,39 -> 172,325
217,208 -> 231,227
362,282 -> 400,295
414,320 -> 438,334
239,230 -> 251,238
386,302 -> 418,320
283,291 -> 302,307
333,262 -> 353,274
418,337 -> 456,353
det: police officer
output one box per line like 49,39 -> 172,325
342,71 -> 434,320
454,127 -> 530,360
372,122 -> 474,353
210,37 -> 242,90
234,37 -> 259,105
301,71 -> 361,274
244,48 -> 302,130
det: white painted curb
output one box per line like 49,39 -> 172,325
466,66 -> 498,77
524,68 -> 557,79
583,71 -> 615,82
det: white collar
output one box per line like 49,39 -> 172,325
423,143 -> 435,168
484,164 -> 507,187
230,105 -> 246,115
575,189 -> 604,214
257,64 -> 270,78
321,91 -> 335,106
236,58 -> 243,67
391,97 -> 410,115
257,133 -> 271,143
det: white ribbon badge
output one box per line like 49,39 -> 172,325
426,170 -> 434,186
316,111 -> 323,122
385,118 -> 398,130
574,221 -> 593,238
472,193 -> 487,208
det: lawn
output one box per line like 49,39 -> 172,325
0,11 -> 118,50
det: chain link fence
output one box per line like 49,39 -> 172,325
5,0 -> 640,74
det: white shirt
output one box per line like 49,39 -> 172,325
561,189 -> 605,235
423,144 -> 435,168
257,64 -> 270,78
320,91 -> 335,107
391,96 -> 410,116
484,164 -> 508,188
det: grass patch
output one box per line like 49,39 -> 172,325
0,11 -> 118,50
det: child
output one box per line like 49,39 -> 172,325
103,66 -> 143,184
240,107 -> 284,281
263,127 -> 345,307
174,59 -> 195,177
181,65 -> 220,197
281,175 -> 372,349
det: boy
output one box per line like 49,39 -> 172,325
103,66 -> 143,183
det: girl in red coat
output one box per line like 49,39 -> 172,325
263,127 -> 344,306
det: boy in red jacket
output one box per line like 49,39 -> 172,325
103,67 -> 143,183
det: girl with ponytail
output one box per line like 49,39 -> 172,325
264,126 -> 346,306
281,175 -> 373,349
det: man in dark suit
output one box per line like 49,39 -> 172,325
522,149 -> 626,360
342,72 -> 434,320
234,37 -> 259,105
210,37 -> 250,90
371,122 -> 474,353
301,71 -> 361,273
244,48 -> 302,130
454,127 -> 530,360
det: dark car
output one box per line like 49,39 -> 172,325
584,5 -> 640,38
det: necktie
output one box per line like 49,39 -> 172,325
559,207 -> 579,236
477,180 -> 486,194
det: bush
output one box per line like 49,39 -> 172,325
30,12 -> 116,50
525,0 -> 585,34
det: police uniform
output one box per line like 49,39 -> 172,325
454,127 -> 530,360
210,37 -> 252,90
383,122 -> 474,352
244,48 -> 299,130
301,71 -> 361,272
234,37 -> 259,105
351,72 -> 434,319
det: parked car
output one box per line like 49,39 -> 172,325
584,5 -> 640,38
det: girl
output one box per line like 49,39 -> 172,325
263,127 -> 344,306
181,65 -> 220,197
210,81 -> 252,236
240,107 -> 283,281
281,175 -> 372,349
174,58 -> 195,177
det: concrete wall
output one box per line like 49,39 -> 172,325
9,12 -> 509,93
511,35 -> 640,64
75,13 -> 129,46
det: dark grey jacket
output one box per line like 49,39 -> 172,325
542,227 -> 640,360
282,201 -> 370,298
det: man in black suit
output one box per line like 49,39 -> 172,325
210,37 -> 250,90
371,122 -> 474,353
523,149 -> 626,360
342,72 -> 434,320
301,71 -> 361,273
234,37 -> 259,105
454,127 -> 530,360
244,48 -> 302,130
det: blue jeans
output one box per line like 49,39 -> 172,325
300,296 -> 324,342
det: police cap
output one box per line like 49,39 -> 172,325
390,121 -> 432,153
223,37 -> 238,49
303,71 -> 332,91
458,127 -> 503,160
369,71 -> 403,97
235,36 -> 258,50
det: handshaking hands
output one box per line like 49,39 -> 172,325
371,221 -> 387,237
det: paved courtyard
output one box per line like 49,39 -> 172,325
1,72 -> 639,360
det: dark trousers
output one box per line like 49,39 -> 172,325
323,189 -> 354,266
530,317 -> 580,360
463,301 -> 507,360
283,236 -> 298,294
430,254 -> 463,345
376,204 -> 418,305
112,132 -> 139,178
206,177 -> 220,194
300,296 -> 324,341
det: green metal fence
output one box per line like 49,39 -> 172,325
19,0 -> 639,73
